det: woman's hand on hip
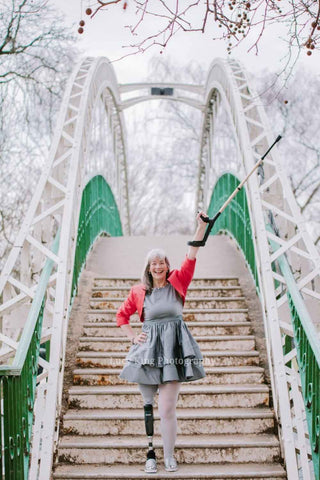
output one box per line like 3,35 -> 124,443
133,331 -> 148,345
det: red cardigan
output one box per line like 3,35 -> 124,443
116,255 -> 196,326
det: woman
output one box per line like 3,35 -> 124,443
116,212 -> 207,473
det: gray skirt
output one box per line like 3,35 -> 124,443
119,315 -> 206,385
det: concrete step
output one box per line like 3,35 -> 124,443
86,310 -> 249,323
67,384 -> 269,410
82,321 -> 253,337
93,278 -> 240,288
62,406 -> 274,436
72,366 -> 265,386
92,285 -> 244,298
89,297 -> 247,310
56,434 -> 280,465
76,350 -> 260,369
78,335 -> 256,352
53,462 -> 286,479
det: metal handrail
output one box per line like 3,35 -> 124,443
268,228 -> 318,478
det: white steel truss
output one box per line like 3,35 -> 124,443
197,58 -> 320,479
0,57 -> 130,479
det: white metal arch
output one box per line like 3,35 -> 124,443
198,57 -> 320,479
0,56 -> 130,479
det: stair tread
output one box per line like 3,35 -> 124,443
69,384 -> 269,395
83,321 -> 251,327
64,407 -> 274,420
73,366 -> 264,375
58,433 -> 279,448
93,277 -> 240,280
87,308 -> 249,313
92,285 -> 243,290
53,462 -> 286,478
90,296 -> 246,301
79,335 -> 255,342
77,350 -> 260,358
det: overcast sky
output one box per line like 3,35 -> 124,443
52,0 -> 320,84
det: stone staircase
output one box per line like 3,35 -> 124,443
53,276 -> 287,479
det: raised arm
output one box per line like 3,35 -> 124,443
169,211 -> 208,296
187,211 -> 208,260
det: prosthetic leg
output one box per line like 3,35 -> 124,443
144,404 -> 157,473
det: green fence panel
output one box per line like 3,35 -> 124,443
71,175 -> 123,300
207,173 -> 259,290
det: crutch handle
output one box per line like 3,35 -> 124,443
199,214 -> 210,223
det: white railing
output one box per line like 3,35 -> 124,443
198,58 -> 320,478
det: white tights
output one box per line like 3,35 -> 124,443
138,381 -> 181,459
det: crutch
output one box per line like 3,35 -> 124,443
188,135 -> 282,247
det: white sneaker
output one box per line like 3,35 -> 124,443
145,457 -> 157,473
164,456 -> 178,472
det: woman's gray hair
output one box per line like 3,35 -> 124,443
142,248 -> 170,293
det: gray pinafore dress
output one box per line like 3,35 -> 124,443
119,283 -> 206,384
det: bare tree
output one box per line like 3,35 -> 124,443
81,0 -> 320,64
0,0 -> 78,266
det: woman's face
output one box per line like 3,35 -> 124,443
149,257 -> 168,283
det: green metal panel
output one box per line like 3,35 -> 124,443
0,175 -> 122,479
71,175 -> 123,300
207,173 -> 259,290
